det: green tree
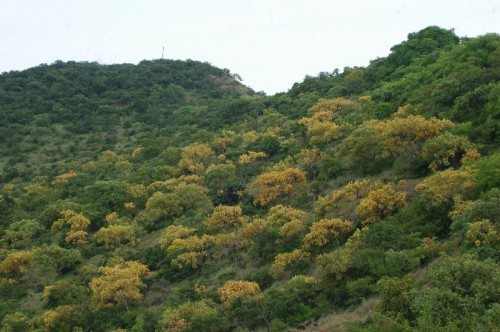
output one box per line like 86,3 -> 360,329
3,219 -> 44,249
1,312 -> 33,332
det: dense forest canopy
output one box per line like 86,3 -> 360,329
0,26 -> 498,331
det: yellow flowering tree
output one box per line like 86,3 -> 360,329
415,167 -> 477,208
204,205 -> 246,231
252,168 -> 306,206
218,280 -> 261,307
269,249 -> 311,279
466,220 -> 498,247
303,218 -> 353,249
89,260 -> 150,310
355,185 -> 407,224
0,250 -> 33,279
178,143 -> 214,174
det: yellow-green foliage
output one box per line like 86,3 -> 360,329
1,30 -> 499,332
95,224 -> 138,248
178,143 -> 214,174
422,132 -> 480,171
269,249 -> 311,279
252,168 -> 307,206
51,170 -> 78,186
218,280 -> 261,307
303,218 -> 353,249
466,220 -> 498,247
355,185 -> 407,224
416,167 -> 477,207
52,210 -> 91,246
237,218 -> 267,247
160,300 -> 220,331
159,225 -> 196,249
89,260 -> 149,310
316,179 -> 379,216
298,98 -> 356,143
316,229 -> 364,281
42,305 -> 83,331
204,205 -> 245,230
238,151 -> 268,165
267,204 -> 307,226
0,250 -> 33,279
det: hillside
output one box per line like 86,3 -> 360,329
0,26 -> 498,331
0,59 -> 254,182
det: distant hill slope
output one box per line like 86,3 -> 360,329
0,59 -> 254,182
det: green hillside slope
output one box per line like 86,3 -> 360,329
0,26 -> 498,332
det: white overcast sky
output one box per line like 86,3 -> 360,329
0,0 -> 499,94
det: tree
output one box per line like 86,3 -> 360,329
296,146 -> 326,179
214,129 -> 238,152
269,249 -> 311,279
267,205 -> 306,225
475,154 -> 500,192
137,191 -> 183,224
3,219 -> 45,249
298,110 -> 341,144
43,279 -> 88,307
376,115 -> 453,160
316,248 -> 352,281
316,179 -> 377,216
340,116 -> 453,173
159,225 -> 196,249
41,304 -> 85,332
171,251 -> 208,270
303,218 -> 353,249
218,280 -> 261,307
89,260 -> 150,310
315,229 -> 363,281
204,205 -> 245,231
0,194 -> 14,228
308,97 -> 356,114
0,250 -> 33,279
278,219 -> 308,240
237,219 -> 267,247
252,168 -> 307,206
94,224 -> 138,248
416,167 -> 477,208
466,220 -> 498,247
166,234 -> 216,269
178,143 -> 214,174
204,163 -> 237,191
355,185 -> 407,224
395,26 -> 459,64
172,182 -> 211,213
422,132 -> 480,171
52,210 -> 91,246
298,98 -> 356,144
1,312 -> 33,332
378,254 -> 500,330
51,170 -> 78,186
238,151 -> 268,165
32,244 -> 81,276
160,299 -> 223,332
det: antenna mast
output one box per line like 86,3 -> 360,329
162,46 -> 164,59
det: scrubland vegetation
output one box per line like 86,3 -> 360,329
0,26 -> 498,331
